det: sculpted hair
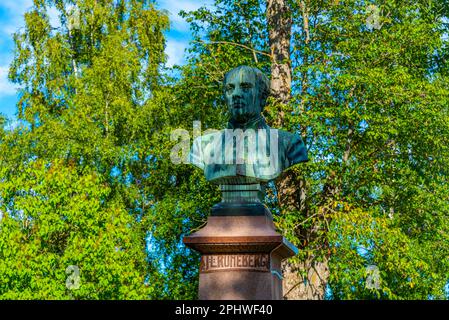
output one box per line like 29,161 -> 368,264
224,66 -> 271,110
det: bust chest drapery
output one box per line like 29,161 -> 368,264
189,116 -> 308,184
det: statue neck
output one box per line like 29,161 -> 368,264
228,114 -> 266,129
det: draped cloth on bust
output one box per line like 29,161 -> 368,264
189,117 -> 308,184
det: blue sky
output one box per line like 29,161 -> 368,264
0,0 -> 211,121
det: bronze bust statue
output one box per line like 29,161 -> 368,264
189,65 -> 308,215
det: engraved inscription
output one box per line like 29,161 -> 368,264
200,254 -> 270,273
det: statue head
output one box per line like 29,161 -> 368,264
223,66 -> 270,123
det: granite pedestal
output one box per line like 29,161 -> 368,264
183,205 -> 298,300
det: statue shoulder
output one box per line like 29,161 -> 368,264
277,129 -> 309,167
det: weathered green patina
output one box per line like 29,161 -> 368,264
189,66 -> 308,215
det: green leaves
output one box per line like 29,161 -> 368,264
0,159 -> 157,299
1,0 -> 171,299
178,0 -> 449,299
1,0 -> 448,300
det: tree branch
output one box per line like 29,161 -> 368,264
194,40 -> 272,59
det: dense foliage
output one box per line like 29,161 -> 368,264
0,0 -> 448,299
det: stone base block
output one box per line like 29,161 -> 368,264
183,211 -> 298,300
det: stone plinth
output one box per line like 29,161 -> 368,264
183,210 -> 298,300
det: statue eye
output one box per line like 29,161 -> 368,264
226,85 -> 234,92
241,83 -> 252,90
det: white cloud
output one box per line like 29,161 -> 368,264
0,1 -> 33,100
5,119 -> 26,131
1,1 -> 60,38
0,0 -> 210,94
158,0 -> 212,32
0,65 -> 17,97
0,0 -> 33,12
0,0 -> 34,36
47,5 -> 61,30
165,37 -> 189,67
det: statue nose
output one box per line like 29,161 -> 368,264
232,88 -> 243,99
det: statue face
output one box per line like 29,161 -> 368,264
224,70 -> 261,122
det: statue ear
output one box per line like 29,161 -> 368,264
263,87 -> 270,101
259,86 -> 270,109
257,72 -> 270,106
